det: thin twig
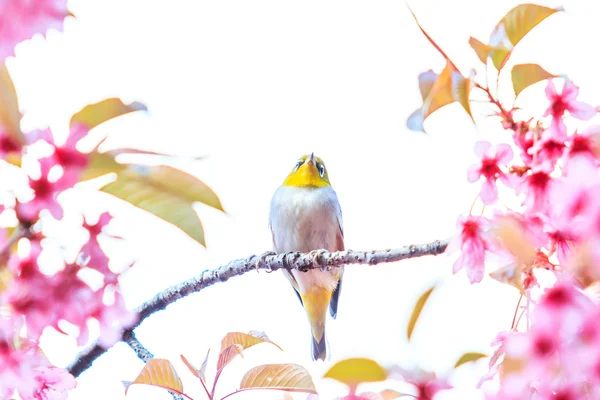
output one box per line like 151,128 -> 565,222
67,238 -> 450,376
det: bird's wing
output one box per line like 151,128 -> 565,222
329,198 -> 344,319
271,230 -> 304,307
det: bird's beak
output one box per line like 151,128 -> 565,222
306,152 -> 316,166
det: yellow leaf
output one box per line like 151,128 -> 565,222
489,263 -> 522,292
323,358 -> 387,387
220,331 -> 283,354
79,151 -> 126,182
101,165 -> 223,246
454,352 -> 487,368
511,63 -> 555,97
468,37 -> 491,64
495,4 -> 562,48
239,363 -> 317,394
217,344 -> 243,372
451,72 -> 474,122
70,98 -> 146,130
489,4 -> 562,70
125,359 -> 188,398
421,62 -> 455,120
407,285 -> 435,341
0,64 -> 23,144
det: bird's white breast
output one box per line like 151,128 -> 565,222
269,186 -> 343,292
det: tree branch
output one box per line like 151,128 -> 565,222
68,238 -> 449,376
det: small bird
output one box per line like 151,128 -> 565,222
268,153 -> 344,361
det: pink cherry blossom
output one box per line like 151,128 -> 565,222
96,290 -> 136,348
27,124 -> 89,187
388,366 -> 451,400
513,128 -> 535,167
16,157 -> 70,221
0,127 -> 22,158
467,141 -> 514,205
79,212 -> 115,280
517,166 -> 554,214
0,0 -> 70,61
544,79 -> 596,137
450,215 -> 491,283
528,128 -> 565,171
21,367 -> 76,400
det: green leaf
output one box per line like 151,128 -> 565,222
407,285 -> 435,341
101,165 -> 223,246
511,63 -> 555,97
79,151 -> 126,182
323,358 -> 387,388
239,364 -> 317,394
70,98 -> 146,130
489,4 -> 562,70
468,37 -> 491,64
454,352 -> 487,368
0,64 -> 23,145
125,359 -> 191,399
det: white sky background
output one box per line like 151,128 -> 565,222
6,0 -> 600,399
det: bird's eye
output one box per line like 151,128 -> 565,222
318,164 -> 325,177
293,160 -> 302,171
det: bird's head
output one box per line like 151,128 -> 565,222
282,153 -> 331,188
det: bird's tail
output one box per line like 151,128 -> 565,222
301,288 -> 331,361
312,333 -> 327,361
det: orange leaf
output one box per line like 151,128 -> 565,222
180,349 -> 210,383
125,359 -> 190,398
468,37 -> 491,64
217,344 -> 243,372
239,363 -> 317,394
220,331 -> 282,354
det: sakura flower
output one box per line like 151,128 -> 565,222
563,125 -> 600,174
0,0 -> 70,61
96,290 -> 136,348
388,366 -> 451,400
544,79 -> 596,137
16,157 -> 74,221
27,124 -> 89,187
513,128 -> 535,166
21,366 -> 76,400
529,128 -> 565,171
517,166 -> 554,214
79,212 -> 114,280
467,141 -> 514,204
450,215 -> 491,283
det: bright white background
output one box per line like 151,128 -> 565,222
6,0 -> 600,398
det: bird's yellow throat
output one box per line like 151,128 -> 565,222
282,154 -> 331,188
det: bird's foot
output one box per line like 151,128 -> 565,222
309,249 -> 329,272
255,251 -> 276,272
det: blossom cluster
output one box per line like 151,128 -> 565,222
452,78 -> 600,398
0,3 -> 135,398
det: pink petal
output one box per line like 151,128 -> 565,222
63,123 -> 89,149
568,100 -> 596,120
474,141 -> 492,158
466,261 -> 484,283
545,79 -> 558,101
561,79 -> 580,102
453,254 -> 465,274
467,164 -> 482,183
495,143 -> 513,164
480,178 -> 498,205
